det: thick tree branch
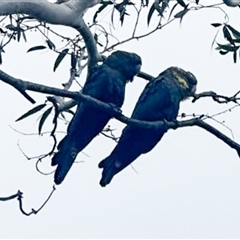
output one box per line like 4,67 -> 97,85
1,68 -> 240,158
74,19 -> 100,70
0,70 -> 36,103
0,0 -> 100,26
0,0 -> 101,78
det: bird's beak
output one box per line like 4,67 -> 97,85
136,63 -> 142,73
190,85 -> 197,95
131,63 -> 142,82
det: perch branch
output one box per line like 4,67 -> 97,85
1,68 -> 240,157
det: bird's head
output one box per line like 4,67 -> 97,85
104,50 -> 142,82
168,67 -> 197,100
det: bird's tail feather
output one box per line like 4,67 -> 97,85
52,150 -> 77,185
98,156 -> 119,187
52,137 -> 77,185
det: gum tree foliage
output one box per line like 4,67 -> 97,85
0,0 -> 240,215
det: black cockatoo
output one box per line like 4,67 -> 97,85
99,67 -> 197,187
52,51 -> 142,185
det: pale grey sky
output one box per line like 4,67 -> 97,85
1,1 -> 240,238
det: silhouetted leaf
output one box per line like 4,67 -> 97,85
53,48 -> 69,72
5,24 -> 17,31
226,24 -> 240,38
17,28 -> 21,42
0,28 -> 6,34
219,50 -> 228,55
93,2 -> 112,22
233,51 -> 237,63
115,2 -> 130,25
216,43 -> 239,52
211,23 -> 222,28
22,30 -> 27,42
223,26 -> 235,45
46,39 -> 56,50
177,0 -> 187,8
174,8 -> 189,19
71,52 -> 77,69
15,104 -> 46,122
38,107 -> 52,135
232,38 -> 240,43
147,2 -> 156,25
27,45 -> 47,53
155,1 -> 166,17
168,2 -> 178,20
0,51 -> 2,64
0,47 -> 4,64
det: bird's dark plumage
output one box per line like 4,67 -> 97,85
52,51 -> 142,185
99,67 -> 197,187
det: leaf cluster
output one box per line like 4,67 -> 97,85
213,23 -> 240,63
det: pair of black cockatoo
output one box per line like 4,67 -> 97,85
52,50 -> 197,186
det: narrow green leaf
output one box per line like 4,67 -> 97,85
53,48 -> 69,72
232,38 -> 240,43
15,104 -> 46,122
147,2 -> 156,25
38,107 -> 52,135
27,45 -> 47,53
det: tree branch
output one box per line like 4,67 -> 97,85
0,187 -> 56,216
0,0 -> 100,26
74,19 -> 100,71
0,0 -> 101,81
0,190 -> 22,201
1,68 -> 240,158
193,91 -> 240,104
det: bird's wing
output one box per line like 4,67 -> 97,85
82,65 -> 112,99
131,76 -> 178,121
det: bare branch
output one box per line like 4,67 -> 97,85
0,190 -> 22,201
17,186 -> 56,216
193,91 -> 240,104
0,187 -> 56,216
1,64 -> 240,159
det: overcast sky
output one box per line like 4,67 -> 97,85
1,1 -> 240,238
